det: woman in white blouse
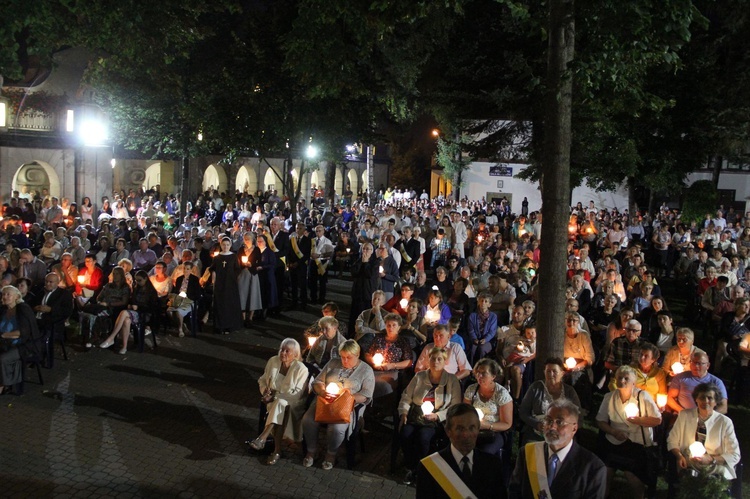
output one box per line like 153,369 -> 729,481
249,338 -> 309,465
463,358 -> 513,459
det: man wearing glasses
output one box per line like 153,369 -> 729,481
604,319 -> 643,372
667,351 -> 728,414
510,399 -> 607,498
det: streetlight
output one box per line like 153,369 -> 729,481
78,118 -> 108,146
306,144 -> 318,159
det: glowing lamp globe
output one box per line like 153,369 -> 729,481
421,401 -> 434,415
671,362 -> 684,375
372,353 -> 384,367
325,383 -> 340,396
399,299 -> 409,309
656,394 -> 668,408
624,402 -> 639,418
565,357 -> 577,370
689,441 -> 706,458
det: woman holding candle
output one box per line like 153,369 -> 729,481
463,358 -> 512,459
237,232 -> 262,325
167,261 -> 202,337
519,357 -> 581,444
364,313 -> 414,400
399,299 -> 427,353
563,312 -> 596,411
209,237 -> 243,334
302,339 -> 374,470
667,383 -> 740,481
398,346 -> 462,484
419,289 -> 451,339
250,338 -> 309,465
596,365 -> 662,498
662,328 -> 705,377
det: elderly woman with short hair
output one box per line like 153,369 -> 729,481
302,339 -> 374,470
0,285 -> 42,394
667,382 -> 741,481
306,316 -> 347,370
662,328 -> 705,377
249,338 -> 309,465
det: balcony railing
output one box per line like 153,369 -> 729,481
9,110 -> 57,131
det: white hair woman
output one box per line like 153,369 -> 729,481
249,338 -> 309,465
0,286 -> 42,394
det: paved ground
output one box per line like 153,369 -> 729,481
0,278 -> 415,499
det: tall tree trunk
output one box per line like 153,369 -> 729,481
711,155 -> 722,189
536,0 -> 575,379
325,161 -> 336,208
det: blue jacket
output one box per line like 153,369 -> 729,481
467,311 -> 498,342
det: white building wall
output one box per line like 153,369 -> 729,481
463,161 -> 630,214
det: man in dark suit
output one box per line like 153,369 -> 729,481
34,273 -> 74,325
395,226 -> 421,273
510,399 -> 607,499
287,222 -> 311,308
417,403 -> 506,499
269,217 -> 289,315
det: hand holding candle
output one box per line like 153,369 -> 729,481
624,402 -> 639,418
565,357 -> 577,370
421,401 -> 434,415
399,298 -> 409,309
77,275 -> 85,284
325,383 -> 340,396
372,352 -> 384,367
671,362 -> 684,375
689,441 -> 706,458
307,336 -> 317,347
656,394 -> 667,409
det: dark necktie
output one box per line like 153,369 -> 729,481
461,455 -> 472,482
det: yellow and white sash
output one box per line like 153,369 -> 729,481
290,235 -> 303,259
267,233 -> 278,252
315,258 -> 329,275
525,442 -> 552,499
420,452 -> 477,499
399,244 -> 412,263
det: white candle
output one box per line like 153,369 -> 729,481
372,353 -> 384,367
179,291 -> 187,298
656,394 -> 667,408
432,285 -> 439,291
241,255 -> 248,264
477,235 -> 483,242
325,383 -> 340,396
671,362 -> 684,375
565,357 -> 577,369
307,336 -> 317,347
346,248 -> 351,253
426,310 -> 438,322
77,275 -> 85,284
476,408 -> 484,420
624,402 -> 639,418
421,401 -> 434,415
689,441 -> 706,458
379,265 -> 384,273
399,298 -> 409,309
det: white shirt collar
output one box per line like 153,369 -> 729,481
549,438 -> 574,465
450,444 -> 474,469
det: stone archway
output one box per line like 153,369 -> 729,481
143,162 -> 161,190
348,169 -> 359,195
262,167 -> 279,192
236,164 -> 258,195
12,160 -> 61,198
361,171 -> 368,193
310,170 -> 320,191
202,163 -> 228,193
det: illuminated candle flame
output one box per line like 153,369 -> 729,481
308,336 -> 317,347
346,248 -> 351,253
179,291 -> 187,298
77,275 -> 85,284
379,265 -> 384,273
517,341 -> 525,351
399,299 -> 409,309
372,353 -> 384,367
241,255 -> 248,264
432,285 -> 439,291
624,402 -> 639,418
421,401 -> 434,415
476,408 -> 484,420
565,357 -> 577,369
671,362 -> 684,375
689,441 -> 706,458
656,394 -> 667,408
325,383 -> 340,395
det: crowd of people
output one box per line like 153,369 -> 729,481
0,185 -> 746,498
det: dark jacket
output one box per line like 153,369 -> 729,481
417,447 -> 506,499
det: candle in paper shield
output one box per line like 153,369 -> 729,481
325,383 -> 340,395
346,248 -> 351,253
372,353 -> 384,367
476,408 -> 484,420
213,250 -> 219,257
379,265 -> 384,273
517,341 -> 525,351
477,235 -> 483,242
77,275 -> 85,284
656,394 -> 667,408
432,285 -> 439,291
307,336 -> 317,347
565,357 -> 577,369
671,362 -> 684,374
241,255 -> 248,264
624,402 -> 639,418
689,441 -> 706,458
421,401 -> 434,415
179,291 -> 187,298
426,310 -> 438,322
399,299 -> 409,309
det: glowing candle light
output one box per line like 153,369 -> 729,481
421,401 -> 434,415
241,255 -> 248,264
477,235 -> 483,242
325,383 -> 340,396
624,402 -> 639,418
671,362 -> 684,375
307,336 -> 317,347
476,408 -> 484,420
432,285 -> 439,291
689,441 -> 706,458
426,310 -> 438,322
565,357 -> 577,370
379,265 -> 384,273
213,250 -> 219,257
656,394 -> 667,408
568,224 -> 577,234
77,275 -> 85,284
399,299 -> 409,309
346,248 -> 351,253
517,341 -> 525,351
179,291 -> 187,298
372,353 -> 384,367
